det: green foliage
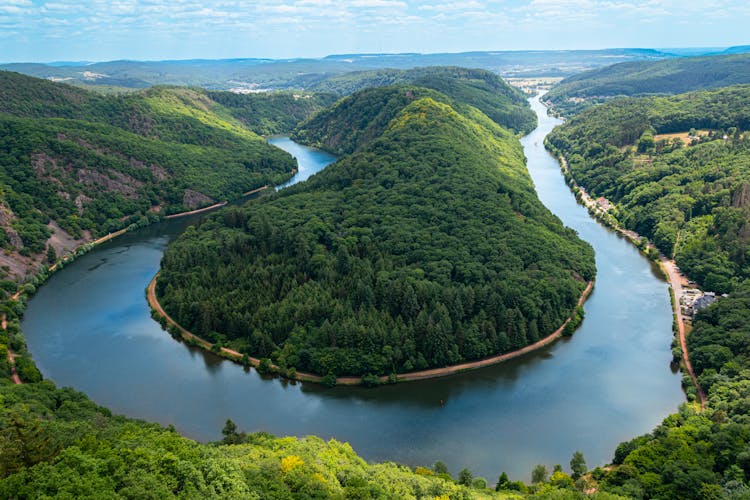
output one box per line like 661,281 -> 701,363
434,460 -> 450,476
548,85 -> 750,292
459,467 -> 474,486
569,451 -> 587,480
206,90 -> 337,135
158,90 -> 594,377
306,66 -> 536,134
547,53 -> 750,116
13,356 -> 42,383
532,465 -> 548,484
0,70 -> 297,270
0,381 -> 492,498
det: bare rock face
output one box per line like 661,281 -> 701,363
75,194 -> 92,215
149,164 -> 168,181
182,189 -> 213,210
732,183 -> 750,208
45,221 -> 86,255
76,169 -> 143,198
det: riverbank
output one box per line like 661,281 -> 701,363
547,146 -> 706,408
147,272 -> 594,387
162,186 -> 272,219
0,188 -> 271,385
2,313 -> 21,385
10,184 -> 272,297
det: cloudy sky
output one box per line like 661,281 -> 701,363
2,0 -> 749,62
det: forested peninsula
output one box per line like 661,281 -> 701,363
0,71 -> 331,284
156,82 -> 595,379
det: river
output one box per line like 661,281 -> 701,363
22,96 -> 684,481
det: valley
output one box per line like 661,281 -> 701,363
2,42 -> 750,497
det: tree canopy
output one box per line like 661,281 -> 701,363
0,71 -> 334,283
548,85 -> 750,293
157,86 -> 594,378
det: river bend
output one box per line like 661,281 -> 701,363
22,97 -> 683,480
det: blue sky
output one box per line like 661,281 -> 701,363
2,0 -> 749,62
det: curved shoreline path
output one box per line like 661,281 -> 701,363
2,313 -> 22,385
22,105 -> 684,481
148,273 -> 594,385
662,258 -> 707,408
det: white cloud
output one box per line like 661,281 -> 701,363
349,0 -> 407,8
2,0 -> 750,61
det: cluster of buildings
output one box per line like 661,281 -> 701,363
595,196 -> 613,212
680,288 -> 721,318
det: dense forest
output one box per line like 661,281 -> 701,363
292,68 -> 536,157
0,71 -> 335,283
545,84 -> 750,496
546,53 -> 750,115
0,375 -> 637,498
305,66 -> 536,134
157,85 -> 595,379
0,380 -> 495,498
205,90 -> 337,136
547,86 -> 750,293
292,85 -> 452,156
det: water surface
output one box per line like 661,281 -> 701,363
23,100 -> 683,481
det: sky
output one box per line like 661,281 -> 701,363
1,0 -> 749,63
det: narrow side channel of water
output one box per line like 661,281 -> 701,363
22,99 -> 683,481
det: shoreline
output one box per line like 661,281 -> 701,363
2,183 -> 274,384
163,185 -> 271,220
2,313 -> 21,385
11,184 -> 272,298
547,146 -> 706,408
147,272 -> 594,387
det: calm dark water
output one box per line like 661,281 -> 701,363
23,98 -> 683,482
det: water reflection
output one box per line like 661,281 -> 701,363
23,106 -> 684,481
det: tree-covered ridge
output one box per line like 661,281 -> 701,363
205,90 -> 338,136
0,71 -> 314,283
593,284 -> 750,499
157,94 -> 594,378
547,86 -> 750,293
0,71 -> 331,140
306,66 -> 536,134
546,53 -> 750,116
292,85 -> 449,155
0,381 -> 507,499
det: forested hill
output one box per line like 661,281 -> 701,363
547,85 -> 750,293
306,66 -> 536,134
546,53 -> 750,115
0,71 -> 331,285
292,85 -> 450,155
0,382 -> 499,498
157,89 -> 595,379
204,90 -> 337,136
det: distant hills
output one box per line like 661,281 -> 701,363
546,53 -> 750,115
296,67 -> 537,148
0,48 -> 674,91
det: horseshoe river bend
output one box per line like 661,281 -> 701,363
21,96 -> 684,481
